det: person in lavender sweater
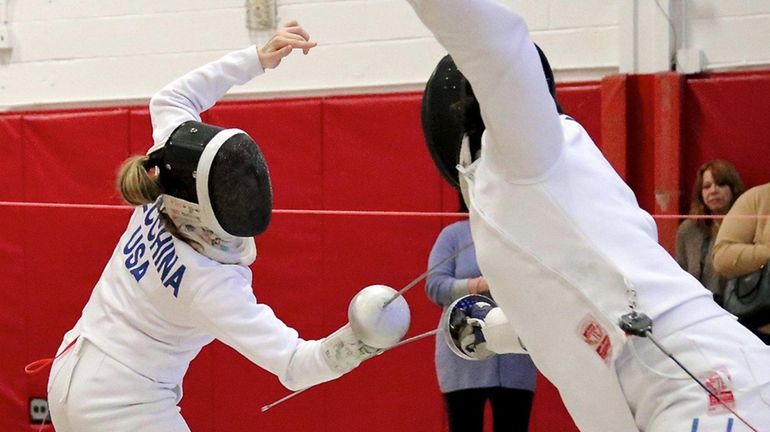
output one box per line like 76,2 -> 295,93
426,209 -> 536,432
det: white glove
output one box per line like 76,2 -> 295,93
321,285 -> 411,374
478,306 -> 526,354
444,294 -> 526,361
321,324 -> 381,374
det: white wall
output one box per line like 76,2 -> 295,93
0,0 -> 769,110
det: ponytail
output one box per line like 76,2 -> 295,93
117,155 -> 162,206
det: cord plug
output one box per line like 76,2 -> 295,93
619,311 -> 653,337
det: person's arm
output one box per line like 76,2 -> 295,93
425,227 -> 474,306
713,189 -> 770,277
406,0 -> 563,181
147,21 -> 316,154
191,275 -> 341,391
192,274 -> 410,391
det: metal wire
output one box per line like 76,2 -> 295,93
643,330 -> 758,432
260,329 -> 438,412
383,242 -> 474,307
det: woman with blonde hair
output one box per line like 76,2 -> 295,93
41,21 -> 409,432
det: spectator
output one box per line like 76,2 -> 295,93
713,181 -> 770,344
676,160 -> 744,303
426,203 -> 536,432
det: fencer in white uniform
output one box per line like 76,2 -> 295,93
405,0 -> 770,431
45,22 -> 409,432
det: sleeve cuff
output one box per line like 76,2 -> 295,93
451,279 -> 470,301
235,45 -> 265,77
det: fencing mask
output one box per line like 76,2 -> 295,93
421,44 -> 562,190
147,121 -> 272,264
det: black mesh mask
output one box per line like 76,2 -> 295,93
150,121 -> 272,238
421,44 -> 562,188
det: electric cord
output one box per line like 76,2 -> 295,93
619,311 -> 759,432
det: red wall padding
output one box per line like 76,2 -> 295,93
9,68 -> 768,430
322,94 -> 444,211
557,82 -> 603,147
23,110 -> 131,205
0,207 -> 27,429
207,99 -> 324,210
128,108 -> 153,156
0,116 -> 23,202
4,92 -> 573,432
683,71 -> 770,198
0,206 -> 130,432
625,75 -> 659,213
319,96 -> 445,428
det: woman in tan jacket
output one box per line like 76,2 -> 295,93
713,181 -> 770,343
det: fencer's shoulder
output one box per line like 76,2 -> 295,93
180,246 -> 251,279
559,114 -> 586,136
184,262 -> 259,320
186,264 -> 255,309
173,242 -> 252,288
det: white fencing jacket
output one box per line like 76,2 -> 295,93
406,0 -> 728,430
70,201 -> 339,390
62,47 -> 340,391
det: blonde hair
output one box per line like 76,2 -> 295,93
116,154 -> 188,239
117,155 -> 162,205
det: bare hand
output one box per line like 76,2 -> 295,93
468,277 -> 489,295
258,20 -> 317,69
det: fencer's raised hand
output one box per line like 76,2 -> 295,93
321,285 -> 411,374
258,20 -> 317,70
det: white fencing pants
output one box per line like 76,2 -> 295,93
617,315 -> 770,432
48,338 -> 189,432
